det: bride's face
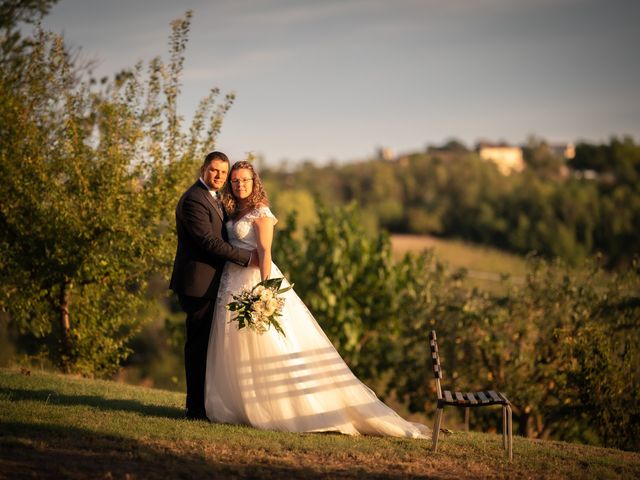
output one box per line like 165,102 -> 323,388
230,168 -> 254,200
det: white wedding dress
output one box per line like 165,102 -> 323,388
204,207 -> 430,439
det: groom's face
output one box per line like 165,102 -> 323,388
202,159 -> 229,191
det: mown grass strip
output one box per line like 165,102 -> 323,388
1,368 -> 638,479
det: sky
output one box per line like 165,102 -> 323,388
39,0 -> 640,166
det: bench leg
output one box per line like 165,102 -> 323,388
507,404 -> 513,460
432,407 -> 444,452
502,406 -> 507,450
464,407 -> 470,432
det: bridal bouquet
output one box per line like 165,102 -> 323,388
226,277 -> 293,337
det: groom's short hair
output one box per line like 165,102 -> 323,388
203,151 -> 229,166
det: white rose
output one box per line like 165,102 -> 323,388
252,285 -> 265,296
260,288 -> 274,301
266,298 -> 279,315
252,301 -> 266,314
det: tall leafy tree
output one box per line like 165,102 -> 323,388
1,0 -> 57,65
0,11 -> 234,373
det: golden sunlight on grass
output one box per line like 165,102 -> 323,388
1,368 -> 639,479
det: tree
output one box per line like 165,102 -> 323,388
273,204 -> 402,377
390,256 -> 640,448
1,0 -> 58,66
271,203 -> 461,393
0,12 -> 234,374
522,136 -> 566,181
270,197 -> 639,448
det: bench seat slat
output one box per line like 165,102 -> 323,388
497,392 -> 510,404
477,391 -> 490,403
488,390 -> 503,403
465,392 -> 478,404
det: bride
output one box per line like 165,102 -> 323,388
204,161 -> 430,439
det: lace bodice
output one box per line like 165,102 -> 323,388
227,206 -> 277,249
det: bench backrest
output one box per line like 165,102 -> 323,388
429,330 -> 443,399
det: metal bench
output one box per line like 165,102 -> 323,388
429,330 -> 513,460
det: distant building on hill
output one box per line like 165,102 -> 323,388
549,143 -> 576,159
376,146 -> 396,161
476,142 -> 525,175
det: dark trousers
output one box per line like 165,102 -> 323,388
178,294 -> 216,417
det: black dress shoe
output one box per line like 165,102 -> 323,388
185,408 -> 208,421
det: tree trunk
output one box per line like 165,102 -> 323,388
518,411 -> 530,437
59,281 -> 72,371
535,412 -> 549,440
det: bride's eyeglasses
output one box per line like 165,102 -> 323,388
231,178 -> 253,186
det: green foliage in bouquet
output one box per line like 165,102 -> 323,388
226,278 -> 293,337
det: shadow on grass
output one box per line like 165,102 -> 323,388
0,421 -> 220,479
0,387 -> 183,419
0,421 -> 432,479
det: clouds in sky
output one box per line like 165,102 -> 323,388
41,0 -> 640,164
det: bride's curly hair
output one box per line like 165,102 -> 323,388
221,161 -> 270,218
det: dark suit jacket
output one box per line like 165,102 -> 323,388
170,181 -> 251,299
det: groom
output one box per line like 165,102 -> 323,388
170,151 -> 254,420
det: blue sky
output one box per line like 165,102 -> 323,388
41,0 -> 640,166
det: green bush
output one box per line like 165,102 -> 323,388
274,202 -> 640,450
0,13 -> 233,375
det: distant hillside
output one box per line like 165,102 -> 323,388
391,233 -> 527,291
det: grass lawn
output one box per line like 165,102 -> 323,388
1,368 -> 638,479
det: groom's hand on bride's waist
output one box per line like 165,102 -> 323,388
248,250 -> 260,267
